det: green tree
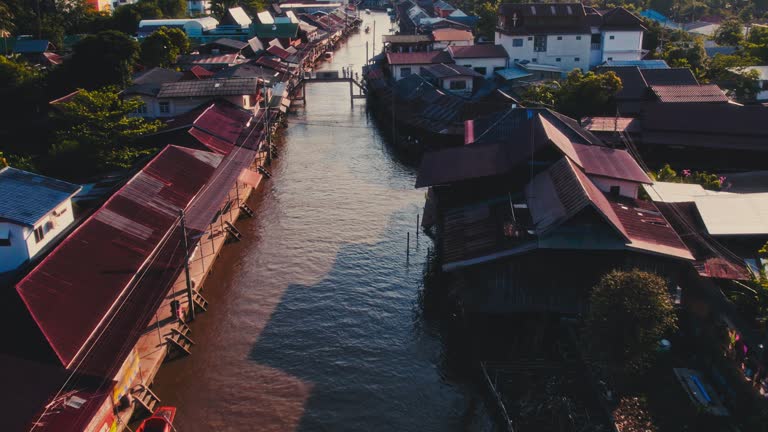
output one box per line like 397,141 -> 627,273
50,87 -> 161,176
156,0 -> 187,18
555,69 -> 623,119
210,0 -> 238,19
140,27 -> 176,67
713,18 -> 744,46
164,26 -> 189,54
521,82 -> 557,108
475,0 -> 499,40
241,0 -> 268,16
111,0 -> 162,34
663,37 -> 707,75
706,52 -> 760,82
67,30 -> 139,89
586,270 -> 678,374
732,68 -> 761,102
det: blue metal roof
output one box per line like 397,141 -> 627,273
602,60 -> 670,69
495,66 -> 533,80
0,167 -> 81,226
13,39 -> 51,53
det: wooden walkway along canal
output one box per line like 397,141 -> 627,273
293,70 -> 367,107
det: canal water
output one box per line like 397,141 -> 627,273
152,12 -> 490,431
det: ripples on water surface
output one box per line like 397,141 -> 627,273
152,12 -> 491,431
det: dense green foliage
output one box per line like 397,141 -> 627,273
140,26 -> 189,67
522,70 -> 623,119
651,163 -> 724,190
66,30 -> 140,89
49,87 -> 161,178
586,270 -> 678,374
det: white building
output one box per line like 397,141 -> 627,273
0,167 -> 81,273
447,44 -> 509,79
137,17 -> 219,38
187,0 -> 211,15
386,51 -> 453,81
495,3 -> 645,75
728,65 -> 768,102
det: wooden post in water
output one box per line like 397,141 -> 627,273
366,41 -> 369,65
179,209 -> 196,322
407,231 -> 410,257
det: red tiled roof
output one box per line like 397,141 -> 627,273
651,84 -> 729,103
15,146 -> 223,374
448,44 -> 509,59
386,50 -> 452,65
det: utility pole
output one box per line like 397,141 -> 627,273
179,209 -> 196,322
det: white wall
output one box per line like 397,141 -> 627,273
0,200 -> 76,272
391,64 -> 424,80
454,57 -> 507,79
440,76 -> 473,94
601,30 -> 643,63
590,175 -> 640,199
187,0 -> 210,15
432,39 -> 472,50
496,32 -> 591,74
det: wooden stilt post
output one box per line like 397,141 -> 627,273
179,209 -> 196,322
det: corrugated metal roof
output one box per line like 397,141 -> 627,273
157,77 -> 259,98
13,39 -> 51,53
386,50 -> 452,65
694,193 -> 768,235
651,84 -> 729,103
0,167 -> 81,226
251,23 -> 299,39
176,53 -> 241,65
187,102 -> 254,154
527,158 -> 692,259
431,28 -> 473,41
423,63 -> 481,78
602,60 -> 670,69
208,38 -> 249,50
223,7 -> 252,27
15,146 -> 223,371
382,34 -> 432,43
495,66 -> 533,80
448,44 -> 508,59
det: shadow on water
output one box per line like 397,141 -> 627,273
247,209 -> 491,432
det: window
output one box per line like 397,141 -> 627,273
531,58 -> 537,63
533,35 -> 546,52
34,226 -> 45,243
527,36 -> 533,41
473,67 -> 487,75
607,57 -> 613,61
0,229 -> 9,247
609,35 -> 615,40
576,36 -> 581,40
512,38 -> 523,47
134,104 -> 147,114
557,36 -> 562,40
449,80 -> 467,90
610,186 -> 620,196
399,67 -> 412,78
159,101 -> 170,114
556,58 -> 561,62
574,57 -> 580,62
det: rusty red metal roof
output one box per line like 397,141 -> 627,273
186,102 -> 254,154
386,50 -> 452,65
266,44 -> 292,60
448,44 -> 509,59
15,146 -> 223,372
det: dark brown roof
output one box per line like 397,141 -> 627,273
207,38 -> 249,50
386,50 -> 452,65
600,7 -> 645,30
641,68 -> 698,86
650,84 -> 729,103
416,109 -> 648,187
640,103 -> 768,151
157,77 -> 260,98
448,44 -> 509,59
498,3 -> 590,35
423,63 -> 482,78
